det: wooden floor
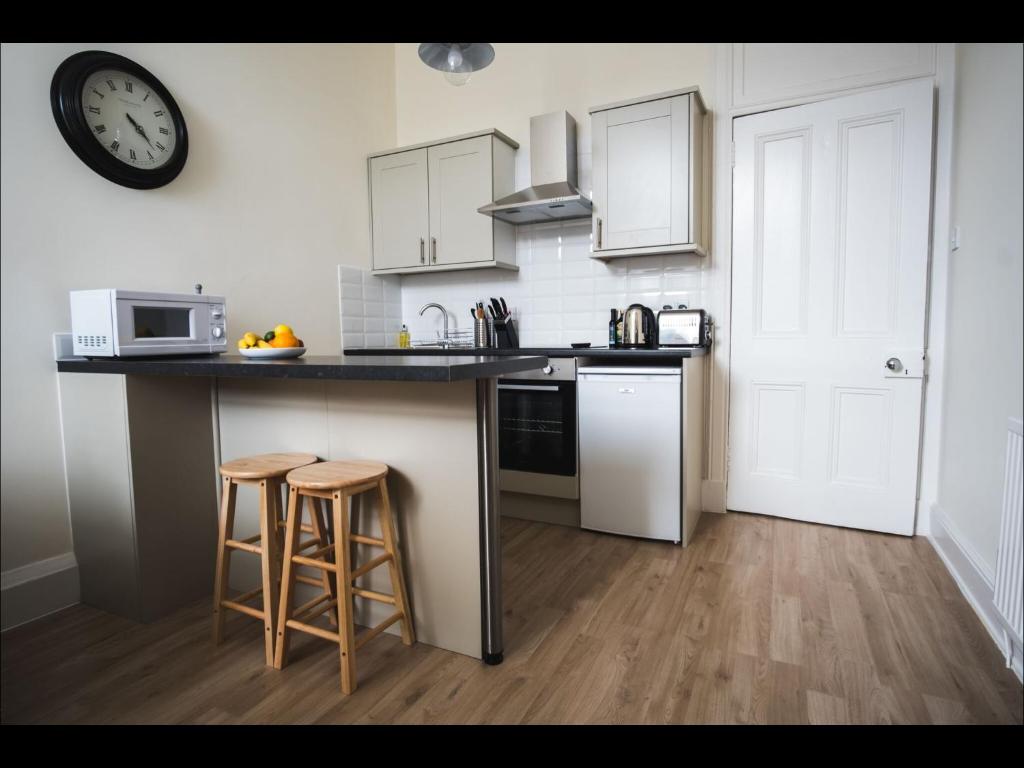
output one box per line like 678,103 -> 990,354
2,512 -> 1021,724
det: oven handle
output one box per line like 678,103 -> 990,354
497,384 -> 561,392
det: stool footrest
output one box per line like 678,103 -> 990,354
286,619 -> 340,644
231,585 -> 264,604
278,521 -> 315,534
225,538 -> 262,555
351,552 -> 392,580
221,600 -> 265,620
355,612 -> 404,650
295,597 -> 338,624
352,587 -> 396,605
292,554 -> 333,571
293,592 -> 334,620
350,534 -> 386,547
296,538 -> 325,553
296,574 -> 326,588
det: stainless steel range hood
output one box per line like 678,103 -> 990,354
478,111 -> 592,225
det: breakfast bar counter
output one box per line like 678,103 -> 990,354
55,353 -> 549,664
56,353 -> 550,382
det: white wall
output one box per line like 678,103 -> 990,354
935,43 -> 1024,572
0,43 -> 396,574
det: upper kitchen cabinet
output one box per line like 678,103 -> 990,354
368,130 -> 518,275
589,87 -> 707,259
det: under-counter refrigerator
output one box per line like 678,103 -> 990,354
577,360 -> 703,545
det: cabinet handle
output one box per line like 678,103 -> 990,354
420,238 -> 425,264
596,218 -> 603,249
431,237 -> 438,264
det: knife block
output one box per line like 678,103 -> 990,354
494,318 -> 519,349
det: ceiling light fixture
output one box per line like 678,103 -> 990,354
417,43 -> 495,87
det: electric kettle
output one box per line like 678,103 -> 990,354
621,303 -> 657,349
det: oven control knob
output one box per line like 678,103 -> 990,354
542,365 -> 553,375
212,327 -> 223,339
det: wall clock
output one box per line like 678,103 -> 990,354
51,51 -> 189,190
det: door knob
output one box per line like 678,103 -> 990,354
884,357 -> 902,372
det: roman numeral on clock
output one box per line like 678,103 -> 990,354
158,127 -> 169,135
106,79 -> 117,91
129,149 -> 137,160
143,92 -> 150,102
153,110 -> 164,117
92,88 -> 104,99
155,142 -> 166,152
147,150 -> 154,160
110,140 -> 120,153
124,80 -> 133,93
94,124 -> 106,134
88,105 -> 101,115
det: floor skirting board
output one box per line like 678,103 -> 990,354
930,505 -> 1023,682
1,553 -> 80,632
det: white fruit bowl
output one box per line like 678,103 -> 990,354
239,346 -> 306,359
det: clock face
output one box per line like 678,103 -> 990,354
51,51 -> 188,189
81,70 -> 177,169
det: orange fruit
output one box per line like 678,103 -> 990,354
270,333 -> 299,348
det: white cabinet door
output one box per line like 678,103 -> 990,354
370,148 -> 429,271
428,136 -> 494,266
727,79 -> 934,536
592,94 -> 690,252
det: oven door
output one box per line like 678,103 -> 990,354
114,298 -> 211,355
497,379 -> 578,499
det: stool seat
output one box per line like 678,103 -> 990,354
220,452 -> 319,480
286,460 -> 388,490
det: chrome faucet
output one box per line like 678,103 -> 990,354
418,302 -> 450,346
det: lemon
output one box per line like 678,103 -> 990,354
274,324 -> 293,337
243,332 -> 259,346
237,338 -> 250,350
257,339 -> 272,349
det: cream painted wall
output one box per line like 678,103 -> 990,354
0,43 -> 396,572
394,43 -> 713,177
937,43 -> 1024,571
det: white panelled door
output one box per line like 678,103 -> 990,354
727,79 -> 934,535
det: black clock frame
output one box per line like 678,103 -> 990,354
51,50 -> 189,190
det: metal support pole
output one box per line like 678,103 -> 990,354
476,377 -> 503,664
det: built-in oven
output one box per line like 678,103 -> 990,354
497,359 -> 578,499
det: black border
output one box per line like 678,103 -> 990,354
50,50 -> 189,190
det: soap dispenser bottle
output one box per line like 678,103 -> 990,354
608,309 -> 618,348
398,324 -> 410,349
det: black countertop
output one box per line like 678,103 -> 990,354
56,354 -> 549,383
345,346 -> 708,360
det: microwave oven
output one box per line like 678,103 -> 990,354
70,289 -> 227,357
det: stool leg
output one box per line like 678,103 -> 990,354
377,477 -> 415,645
332,491 -> 357,694
309,497 -> 339,627
258,480 -> 281,666
212,476 -> 237,645
274,485 -> 302,670
273,481 -> 286,562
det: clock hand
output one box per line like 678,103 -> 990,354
124,113 -> 154,148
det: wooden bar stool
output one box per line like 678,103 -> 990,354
212,452 -> 328,666
274,460 -> 415,694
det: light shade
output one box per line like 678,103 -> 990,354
418,43 -> 495,86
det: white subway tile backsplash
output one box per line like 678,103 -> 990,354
341,266 -> 363,285
341,282 -> 363,299
340,220 -> 710,350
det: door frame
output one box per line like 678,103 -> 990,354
705,43 -> 957,536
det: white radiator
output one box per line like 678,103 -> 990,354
994,417 -> 1024,667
